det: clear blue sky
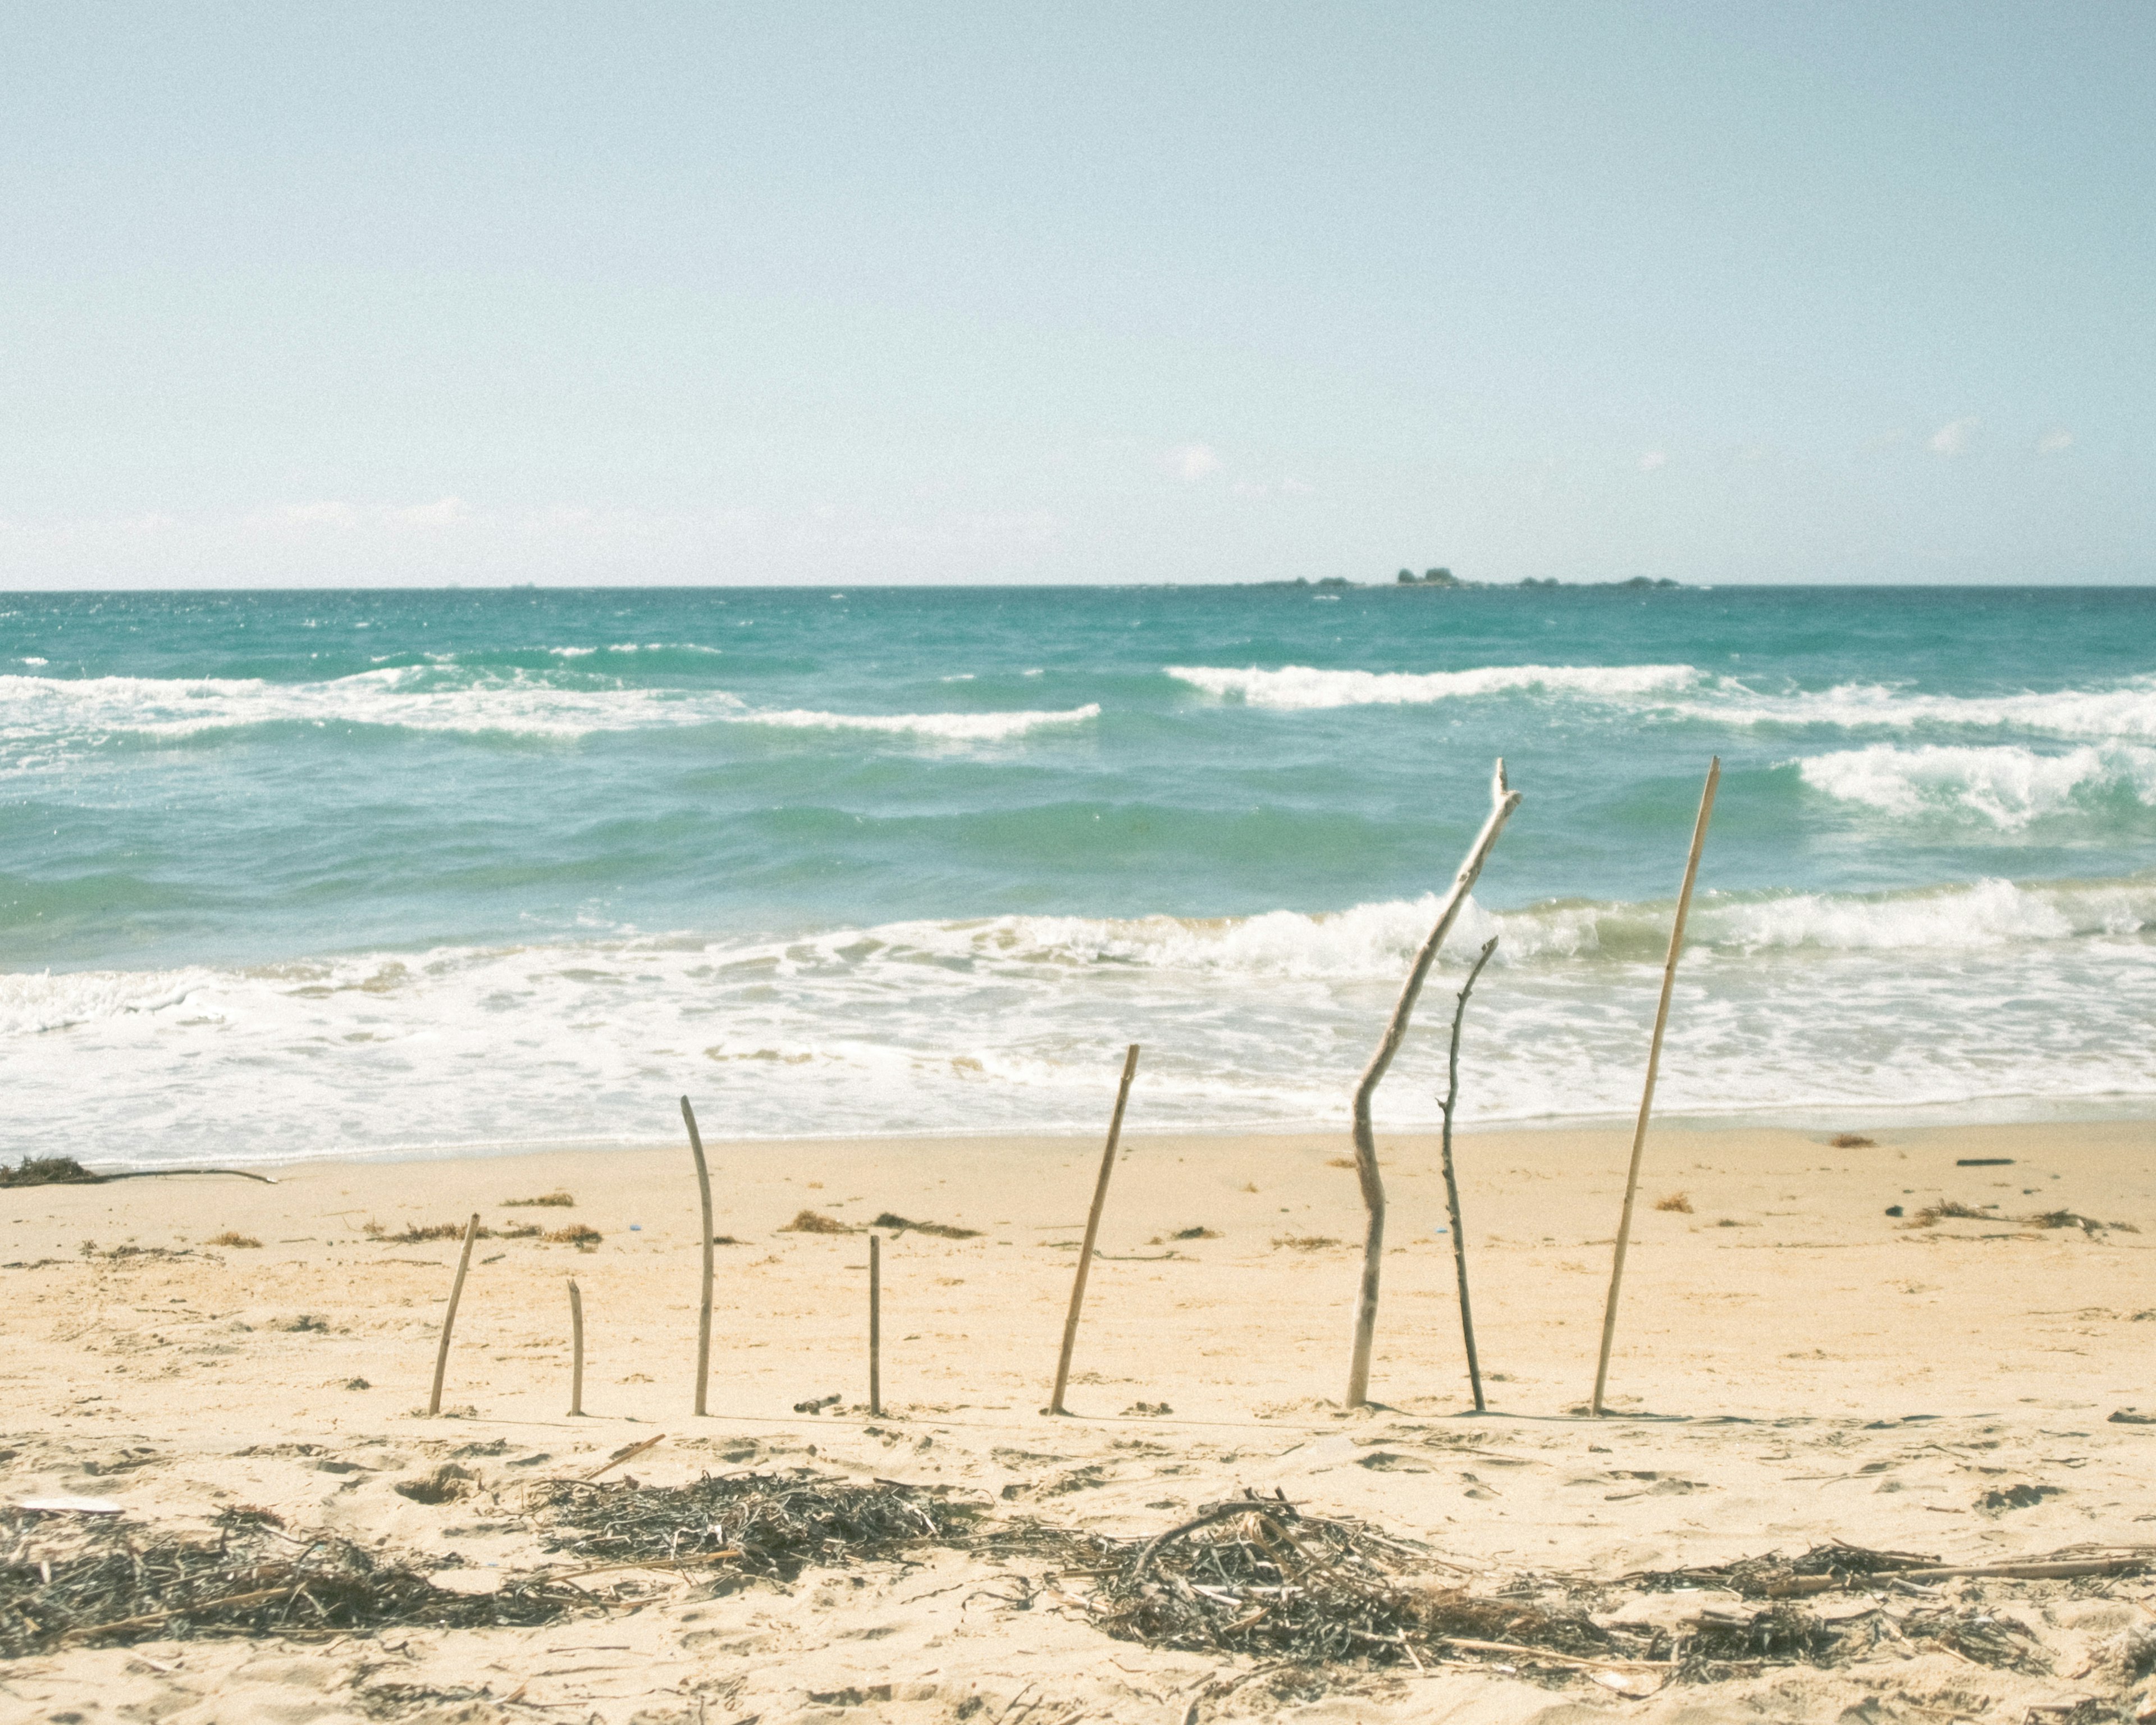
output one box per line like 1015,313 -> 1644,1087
3,2 -> 2150,587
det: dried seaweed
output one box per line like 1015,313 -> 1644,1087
0,1156 -> 100,1188
531,1469 -> 984,1582
0,1509 -> 579,1655
870,1212 -> 980,1239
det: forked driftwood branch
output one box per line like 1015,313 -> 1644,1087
1049,1043 -> 1141,1415
1591,756 -> 1720,1417
1346,761 -> 1522,1409
681,1096 -> 716,1417
1437,935 -> 1499,1412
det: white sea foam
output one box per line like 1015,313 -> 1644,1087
1166,662 -> 1703,710
1676,676 -> 2156,740
1798,743 -> 2156,828
728,704 -> 1100,741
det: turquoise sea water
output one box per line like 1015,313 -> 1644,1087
4,584 -> 2154,1165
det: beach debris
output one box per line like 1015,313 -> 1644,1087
1829,1134 -> 1876,1148
1593,756 -> 1719,1418
1435,936 -> 1500,1411
531,1469 -> 982,1583
1347,759 -> 1522,1409
1050,1044 -> 1142,1417
0,1156 -> 101,1187
543,1223 -> 601,1246
793,1393 -> 843,1414
781,1209 -> 854,1233
1902,1199 -> 1994,1227
204,1231 -> 262,1249
2023,1209 -> 2138,1234
1122,1401 -> 1172,1416
871,1211 -> 981,1239
1654,1192 -> 1694,1213
566,1277 -> 585,1416
425,1214 -> 481,1418
1885,1204 -> 1904,1216
578,1435 -> 665,1481
15,1497 -> 125,1516
0,1508 -> 578,1656
682,1095 -> 717,1418
2112,1410 -> 2156,1425
503,1189 -> 575,1207
1167,1226 -> 1220,1240
869,1231 -> 883,1417
1273,1235 -> 1342,1252
1957,1156 -> 2015,1166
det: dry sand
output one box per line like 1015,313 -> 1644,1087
4,1117 -> 2154,1723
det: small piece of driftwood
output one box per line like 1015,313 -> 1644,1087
567,1277 -> 585,1417
681,1096 -> 715,1417
1347,760 -> 1521,1409
1049,1044 -> 1141,1416
1591,756 -> 1719,1418
578,1433 -> 665,1481
427,1213 -> 481,1417
1437,935 -> 1499,1412
98,1168 -> 279,1184
869,1233 -> 882,1418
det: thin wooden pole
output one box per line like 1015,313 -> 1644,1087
681,1096 -> 716,1417
1347,760 -> 1522,1408
1437,935 -> 1499,1412
868,1233 -> 882,1417
1591,756 -> 1720,1417
1049,1044 -> 1141,1415
567,1277 -> 585,1416
427,1212 -> 480,1417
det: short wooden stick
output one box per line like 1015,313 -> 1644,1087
1347,760 -> 1522,1409
681,1096 -> 716,1417
1049,1043 -> 1141,1416
567,1277 -> 585,1417
1437,935 -> 1499,1412
427,1212 -> 480,1417
1591,756 -> 1720,1417
868,1233 -> 882,1417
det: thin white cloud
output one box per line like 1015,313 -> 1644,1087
1278,476 -> 1314,495
1927,417 -> 1978,457
2036,428 -> 2074,455
1638,450 -> 1668,472
386,496 -> 469,527
1164,442 -> 1221,483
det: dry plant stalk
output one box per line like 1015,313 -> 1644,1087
1436,936 -> 1499,1412
567,1277 -> 584,1416
868,1233 -> 883,1417
426,1213 -> 481,1417
681,1095 -> 715,1416
1050,1043 -> 1141,1415
1591,756 -> 1719,1417
1347,761 -> 1521,1408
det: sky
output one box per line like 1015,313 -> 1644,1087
2,2 -> 2151,588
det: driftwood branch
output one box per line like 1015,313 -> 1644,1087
1049,1044 -> 1141,1415
97,1169 -> 279,1185
427,1213 -> 480,1416
1591,756 -> 1720,1417
567,1277 -> 585,1417
1437,935 -> 1499,1412
1346,760 -> 1521,1408
681,1096 -> 716,1417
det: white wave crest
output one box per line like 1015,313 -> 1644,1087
1683,676 -> 2156,740
1166,662 -> 1702,710
1798,743 -> 2156,828
730,704 -> 1100,741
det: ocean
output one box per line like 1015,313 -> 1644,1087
4,584 -> 2153,1168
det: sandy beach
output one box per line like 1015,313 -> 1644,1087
6,1116 -> 2153,1723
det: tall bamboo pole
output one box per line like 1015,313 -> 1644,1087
1437,935 -> 1500,1412
567,1277 -> 585,1416
427,1213 -> 480,1416
1591,757 -> 1720,1417
681,1096 -> 716,1417
1346,761 -> 1522,1408
1049,1044 -> 1141,1415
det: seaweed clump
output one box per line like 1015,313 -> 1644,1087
0,1157 -> 101,1188
532,1470 -> 984,1583
0,1508 -> 580,1656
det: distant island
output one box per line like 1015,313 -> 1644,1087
1258,569 -> 1684,590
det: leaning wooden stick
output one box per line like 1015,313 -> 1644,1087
681,1096 -> 716,1417
1049,1043 -> 1141,1415
1591,756 -> 1720,1417
1346,760 -> 1522,1409
427,1212 -> 481,1417
1437,935 -> 1500,1412
567,1277 -> 585,1417
868,1233 -> 882,1417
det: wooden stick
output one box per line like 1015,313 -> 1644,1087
681,1095 -> 715,1417
97,1168 -> 279,1184
427,1212 -> 480,1416
579,1432 -> 665,1480
1049,1043 -> 1141,1415
1437,935 -> 1500,1412
869,1233 -> 882,1417
1591,756 -> 1720,1417
1347,760 -> 1522,1409
567,1277 -> 585,1416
